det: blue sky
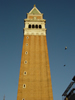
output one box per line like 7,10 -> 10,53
0,0 -> 75,100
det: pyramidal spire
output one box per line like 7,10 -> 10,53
29,5 -> 41,14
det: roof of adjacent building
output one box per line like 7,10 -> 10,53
72,76 -> 75,82
62,82 -> 74,96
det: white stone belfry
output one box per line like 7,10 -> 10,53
23,5 -> 46,36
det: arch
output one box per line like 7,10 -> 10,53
32,24 -> 35,28
39,25 -> 42,29
36,25 -> 38,28
29,24 -> 31,28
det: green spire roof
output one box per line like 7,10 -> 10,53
30,8 -> 40,14
29,6 -> 41,15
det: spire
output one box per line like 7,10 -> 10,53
29,5 -> 41,14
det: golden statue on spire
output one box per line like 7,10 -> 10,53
34,4 -> 36,7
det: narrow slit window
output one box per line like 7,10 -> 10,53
26,43 -> 28,46
23,84 -> 26,88
24,71 -> 27,75
26,36 -> 29,39
24,60 -> 27,64
25,51 -> 28,55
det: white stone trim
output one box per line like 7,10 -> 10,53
24,29 -> 46,35
24,32 -> 46,35
24,18 -> 46,21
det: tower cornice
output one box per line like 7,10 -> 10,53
24,19 -> 46,22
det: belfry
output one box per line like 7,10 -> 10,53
17,5 -> 53,100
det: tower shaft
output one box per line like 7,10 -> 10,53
17,6 -> 53,100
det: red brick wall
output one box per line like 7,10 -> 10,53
17,35 -> 53,100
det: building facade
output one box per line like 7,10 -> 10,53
17,5 -> 53,100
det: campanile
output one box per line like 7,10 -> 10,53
17,5 -> 53,100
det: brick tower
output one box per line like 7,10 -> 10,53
17,5 -> 53,100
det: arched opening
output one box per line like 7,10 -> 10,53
39,25 -> 42,29
29,24 -> 31,28
36,25 -> 38,28
32,24 -> 34,28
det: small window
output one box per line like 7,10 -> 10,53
32,24 -> 34,28
36,25 -> 38,28
23,84 -> 26,88
39,25 -> 42,29
26,36 -> 29,39
24,71 -> 27,75
25,51 -> 28,55
24,60 -> 27,64
29,24 -> 31,28
26,43 -> 28,46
